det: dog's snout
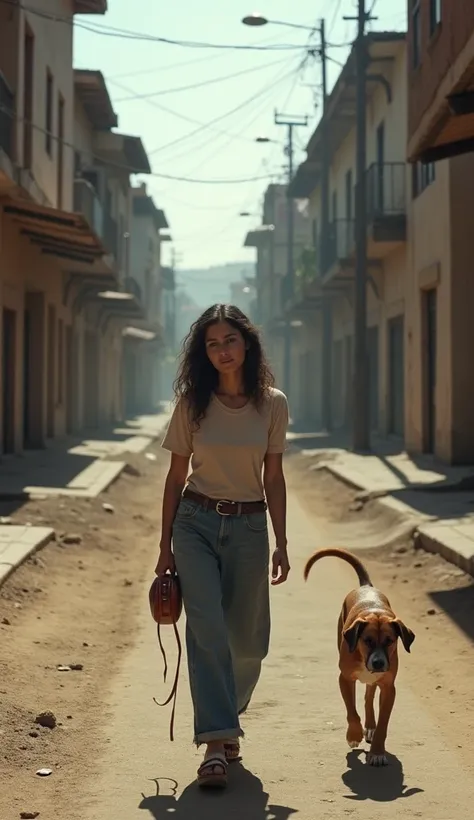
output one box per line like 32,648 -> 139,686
367,651 -> 389,673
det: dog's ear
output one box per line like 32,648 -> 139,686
391,619 -> 415,653
343,619 -> 367,653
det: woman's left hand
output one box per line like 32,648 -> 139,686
271,547 -> 291,585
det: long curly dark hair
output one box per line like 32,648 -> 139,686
174,303 -> 275,426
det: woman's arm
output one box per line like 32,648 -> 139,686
263,453 -> 290,585
155,453 -> 189,574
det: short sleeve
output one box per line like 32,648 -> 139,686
161,398 -> 193,457
267,391 -> 289,454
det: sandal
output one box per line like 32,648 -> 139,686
224,741 -> 241,762
197,753 -> 228,789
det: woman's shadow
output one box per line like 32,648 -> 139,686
138,764 -> 298,820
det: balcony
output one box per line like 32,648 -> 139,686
366,161 -> 407,251
322,219 -> 355,278
103,211 -> 119,259
74,178 -> 104,239
0,70 -> 14,160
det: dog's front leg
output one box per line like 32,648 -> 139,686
364,684 -> 377,742
339,674 -> 363,748
367,683 -> 396,766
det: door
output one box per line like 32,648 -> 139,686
46,304 -> 56,438
388,316 -> 404,437
344,335 -> 353,429
424,290 -> 437,453
23,307 -> 31,445
332,339 -> 343,428
376,121 -> 385,212
2,309 -> 16,454
65,325 -> 73,434
367,326 -> 379,432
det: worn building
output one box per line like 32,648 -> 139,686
0,1 -> 156,456
408,1 -> 474,163
243,183 -> 311,402
290,32 -> 408,437
123,183 -> 170,416
406,3 -> 474,463
0,0 -> 117,454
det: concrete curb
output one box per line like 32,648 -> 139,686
0,527 -> 55,589
312,461 -> 474,577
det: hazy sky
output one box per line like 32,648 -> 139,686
73,1 -> 407,271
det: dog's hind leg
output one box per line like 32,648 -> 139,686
364,684 -> 377,742
339,674 -> 364,748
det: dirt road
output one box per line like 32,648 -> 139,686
1,447 -> 474,820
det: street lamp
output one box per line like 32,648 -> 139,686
242,13 -> 316,32
242,12 -> 268,27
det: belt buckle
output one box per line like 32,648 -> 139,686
216,499 -> 233,516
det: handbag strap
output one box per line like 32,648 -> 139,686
153,617 -> 182,742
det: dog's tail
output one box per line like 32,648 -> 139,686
303,548 -> 373,587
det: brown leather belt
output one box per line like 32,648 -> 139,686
183,488 -> 267,516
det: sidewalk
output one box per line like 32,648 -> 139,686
0,410 -> 170,588
0,411 -> 170,500
289,430 -> 474,576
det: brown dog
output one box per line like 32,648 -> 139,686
304,548 -> 415,766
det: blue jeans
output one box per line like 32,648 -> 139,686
172,496 -> 271,746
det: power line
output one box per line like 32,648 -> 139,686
145,61 -> 300,157
111,57 -> 290,102
0,0 -> 304,50
106,22 -> 316,80
0,102 -> 277,184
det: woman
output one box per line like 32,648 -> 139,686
156,303 -> 290,789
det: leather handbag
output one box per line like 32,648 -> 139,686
148,572 -> 182,741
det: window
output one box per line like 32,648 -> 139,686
345,170 -> 353,220
331,191 -> 338,221
430,0 -> 442,35
45,70 -> 53,156
23,27 -> 34,168
57,95 -> 64,207
412,161 -> 436,198
412,0 -> 421,68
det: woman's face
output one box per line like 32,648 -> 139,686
204,320 -> 247,375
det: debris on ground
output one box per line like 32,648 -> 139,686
34,711 -> 57,730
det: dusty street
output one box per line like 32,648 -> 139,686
1,446 -> 474,820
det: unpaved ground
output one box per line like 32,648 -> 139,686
1,447 -> 473,819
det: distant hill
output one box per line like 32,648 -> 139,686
177,262 -> 254,308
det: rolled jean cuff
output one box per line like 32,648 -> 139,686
194,727 -> 244,747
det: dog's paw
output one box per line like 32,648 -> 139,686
367,752 -> 388,767
346,723 -> 364,749
365,728 -> 375,742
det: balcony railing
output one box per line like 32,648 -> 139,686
103,211 -> 118,258
323,218 -> 355,274
0,70 -> 14,159
73,178 -> 104,238
366,161 -> 406,219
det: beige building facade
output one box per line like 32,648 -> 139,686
0,1 -> 155,455
289,33 -> 408,437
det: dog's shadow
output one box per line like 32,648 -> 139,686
342,750 -> 424,802
138,765 -> 298,820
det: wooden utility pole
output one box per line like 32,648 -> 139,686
274,111 -> 308,399
344,0 -> 372,450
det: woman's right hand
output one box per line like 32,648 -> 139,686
154,543 -> 176,576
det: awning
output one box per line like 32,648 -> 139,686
74,69 -> 117,130
244,225 -> 275,247
93,131 -> 151,174
122,326 -> 157,341
3,198 -> 107,266
288,160 -> 320,200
